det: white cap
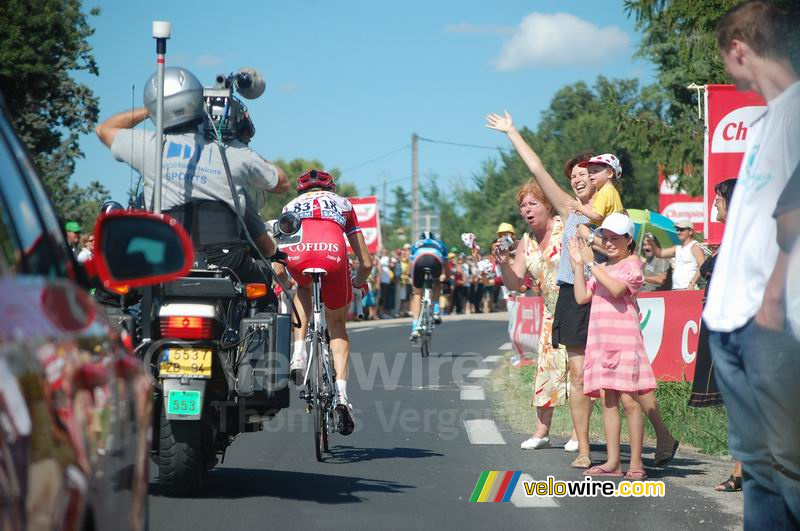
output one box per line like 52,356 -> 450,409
594,212 -> 634,237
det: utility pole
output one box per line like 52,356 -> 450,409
411,132 -> 419,239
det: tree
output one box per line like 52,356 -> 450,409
0,0 -> 102,219
622,0 -> 800,194
421,178 -> 465,251
389,185 -> 411,228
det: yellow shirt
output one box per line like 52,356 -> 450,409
591,182 -> 624,220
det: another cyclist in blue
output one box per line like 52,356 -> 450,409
410,231 -> 450,340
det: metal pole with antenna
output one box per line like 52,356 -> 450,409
152,20 -> 171,213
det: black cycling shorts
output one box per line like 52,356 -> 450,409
411,254 -> 443,289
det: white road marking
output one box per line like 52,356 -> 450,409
482,355 -> 502,363
467,369 -> 492,378
510,474 -> 559,507
499,342 -> 512,350
460,386 -> 486,400
349,327 -> 375,333
464,419 -> 505,445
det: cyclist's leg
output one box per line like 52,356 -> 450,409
410,287 -> 423,334
409,258 -> 425,335
325,304 -> 355,435
290,283 -> 312,382
432,280 -> 442,323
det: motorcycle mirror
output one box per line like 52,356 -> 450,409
277,212 -> 301,236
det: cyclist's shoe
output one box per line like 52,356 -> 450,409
409,330 -> 420,343
335,395 -> 355,436
290,350 -> 307,386
433,312 -> 442,325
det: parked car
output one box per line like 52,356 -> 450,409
0,99 -> 192,530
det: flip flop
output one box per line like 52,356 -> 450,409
624,469 -> 648,481
654,439 -> 680,467
583,465 -> 624,477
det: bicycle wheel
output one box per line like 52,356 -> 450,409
420,303 -> 430,357
321,339 -> 331,452
311,329 -> 325,462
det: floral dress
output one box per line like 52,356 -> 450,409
521,216 -> 569,408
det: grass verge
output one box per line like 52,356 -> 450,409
488,353 -> 730,455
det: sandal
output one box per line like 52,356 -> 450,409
654,439 -> 680,467
571,454 -> 592,469
715,475 -> 742,492
624,469 -> 648,481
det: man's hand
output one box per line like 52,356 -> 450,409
756,295 -> 786,331
755,251 -> 788,331
95,107 -> 150,148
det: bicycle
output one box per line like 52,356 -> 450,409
299,268 -> 336,461
298,268 -> 363,462
415,268 -> 435,357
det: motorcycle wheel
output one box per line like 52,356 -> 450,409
157,407 -> 205,497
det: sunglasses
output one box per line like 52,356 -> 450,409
676,227 -> 691,232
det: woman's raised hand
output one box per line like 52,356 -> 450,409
576,237 -> 595,264
492,240 -> 509,264
485,111 -> 513,133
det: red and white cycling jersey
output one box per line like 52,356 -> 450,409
281,190 -> 361,236
281,191 -> 361,310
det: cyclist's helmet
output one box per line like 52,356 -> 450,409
99,200 -> 125,214
420,231 -> 436,241
143,66 -> 205,131
296,169 -> 336,192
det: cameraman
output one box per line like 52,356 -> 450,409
96,66 -> 289,282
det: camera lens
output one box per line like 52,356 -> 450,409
237,72 -> 252,89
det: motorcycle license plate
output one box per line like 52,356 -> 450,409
166,390 -> 202,416
159,348 -> 212,378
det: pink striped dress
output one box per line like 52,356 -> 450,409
583,257 -> 656,398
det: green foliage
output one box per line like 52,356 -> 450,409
257,157 -> 357,219
0,0 -> 102,219
420,178 -> 465,250
62,181 -> 110,234
622,0 -> 800,194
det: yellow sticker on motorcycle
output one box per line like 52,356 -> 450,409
159,348 -> 212,378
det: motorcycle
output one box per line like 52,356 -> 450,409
146,252 -> 291,497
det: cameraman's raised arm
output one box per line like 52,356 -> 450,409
241,152 -> 289,194
96,107 -> 150,148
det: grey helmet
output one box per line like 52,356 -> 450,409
143,66 -> 204,130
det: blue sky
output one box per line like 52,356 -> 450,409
73,0 -> 656,208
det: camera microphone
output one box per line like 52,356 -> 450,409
235,67 -> 265,99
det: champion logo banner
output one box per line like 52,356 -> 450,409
469,471 -> 521,502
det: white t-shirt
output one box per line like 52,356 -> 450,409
379,255 -> 391,284
672,240 -> 699,290
704,81 -> 800,332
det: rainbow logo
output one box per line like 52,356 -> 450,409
469,471 -> 522,502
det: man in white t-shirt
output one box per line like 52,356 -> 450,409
703,2 -> 800,526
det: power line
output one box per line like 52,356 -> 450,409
340,145 -> 410,173
417,135 -> 506,151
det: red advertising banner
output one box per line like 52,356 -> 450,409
658,165 -> 704,233
346,196 -> 382,254
508,290 -> 704,382
704,84 -> 766,244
